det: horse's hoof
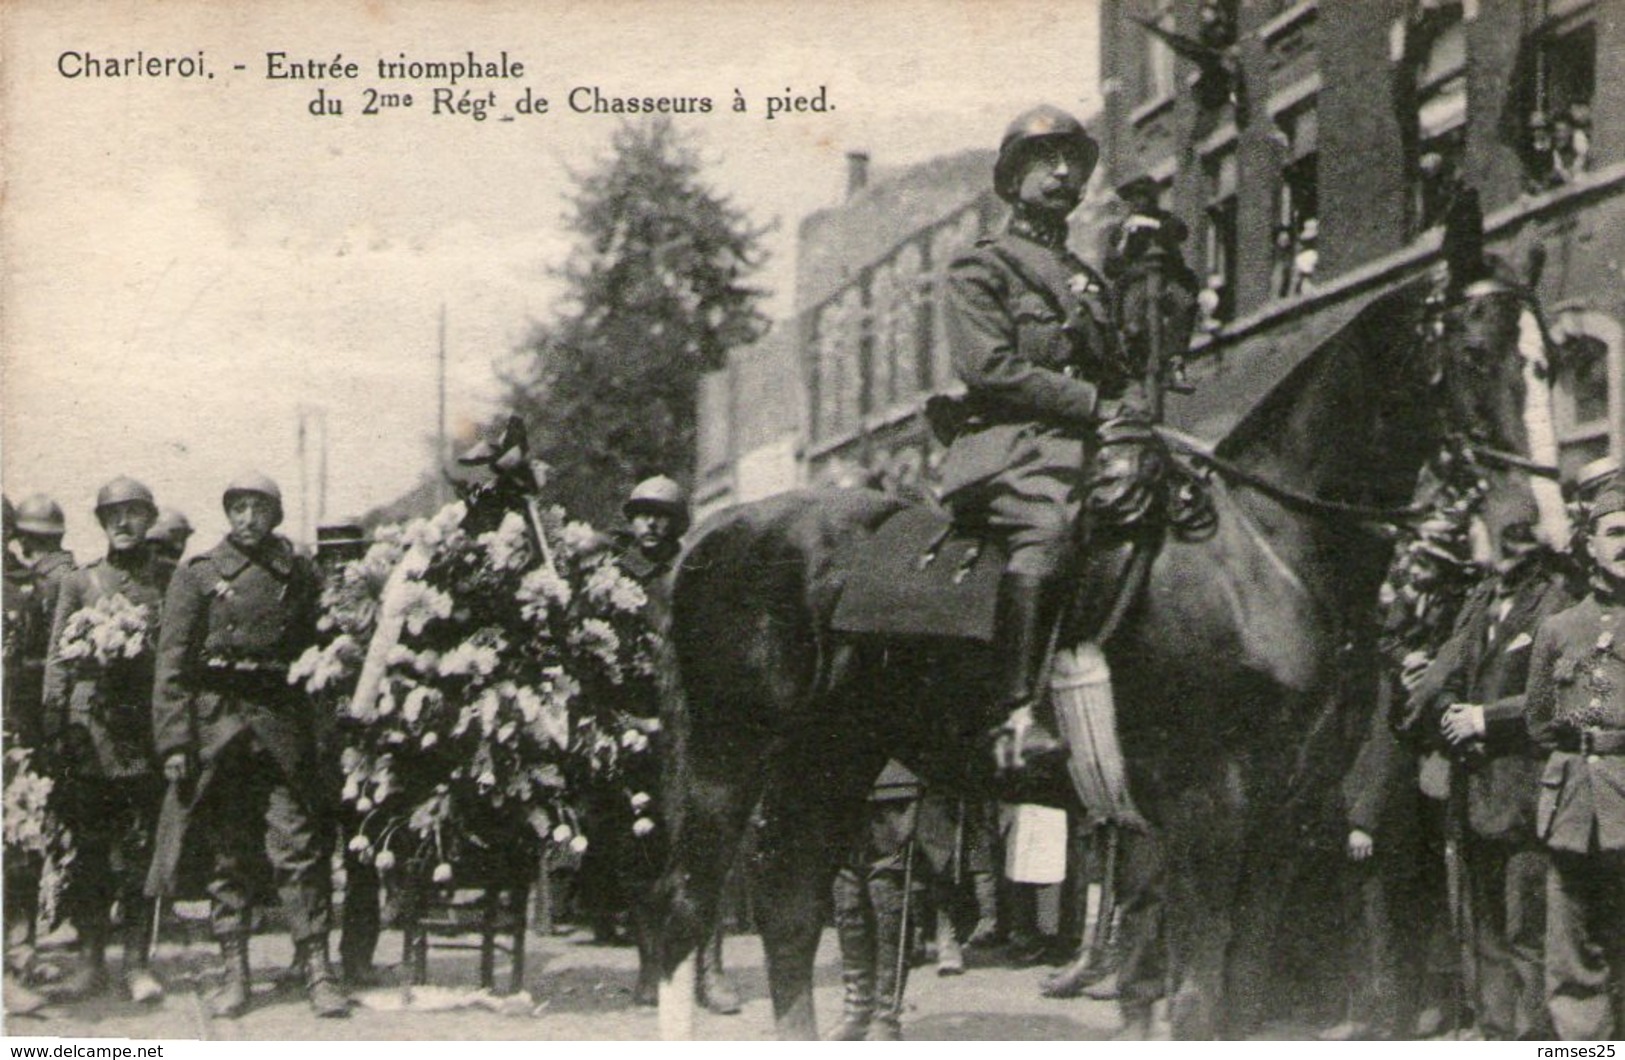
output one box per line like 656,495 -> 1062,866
632,980 -> 659,1007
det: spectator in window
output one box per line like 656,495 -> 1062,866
1291,218 -> 1319,296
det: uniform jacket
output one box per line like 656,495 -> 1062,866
1416,561 -> 1578,839
936,231 -> 1124,504
4,549 -> 74,747
1524,589 -> 1625,853
151,534 -> 323,788
43,548 -> 167,777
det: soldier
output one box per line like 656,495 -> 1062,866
1524,473 -> 1625,1040
42,477 -> 169,1002
3,498 -> 50,1016
11,495 -> 76,703
1424,521 -> 1580,1038
145,509 -> 194,590
595,476 -> 742,1014
827,760 -> 922,1041
149,472 -> 348,1019
934,106 -> 1155,761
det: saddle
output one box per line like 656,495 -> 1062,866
829,502 -> 1150,646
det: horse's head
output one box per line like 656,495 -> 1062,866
1432,272 -> 1571,556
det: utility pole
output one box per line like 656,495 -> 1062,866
437,303 -> 448,508
297,405 -> 310,546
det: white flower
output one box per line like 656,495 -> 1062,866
402,686 -> 435,725
517,566 -> 573,617
477,511 -> 533,572
420,731 -> 439,750
438,637 -> 502,679
432,862 -> 453,884
620,729 -> 649,754
569,834 -> 590,854
571,618 -> 622,671
560,521 -> 601,557
632,818 -> 655,838
396,581 -> 453,637
374,849 -> 396,871
347,834 -> 370,853
585,564 -> 647,613
630,792 -> 651,811
552,824 -> 573,844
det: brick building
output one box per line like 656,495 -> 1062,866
1102,0 -> 1621,469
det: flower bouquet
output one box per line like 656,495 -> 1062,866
54,593 -> 154,670
293,486 -> 665,896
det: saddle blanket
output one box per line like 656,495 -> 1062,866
830,504 -> 1004,642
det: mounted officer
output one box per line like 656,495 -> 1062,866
43,477 -> 169,1002
935,106 -> 1154,760
149,471 -> 348,1019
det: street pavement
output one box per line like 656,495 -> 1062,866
4,921 -> 1133,1041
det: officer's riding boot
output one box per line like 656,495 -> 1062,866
207,936 -> 251,1019
991,573 -> 1065,768
298,936 -> 351,1018
121,918 -> 164,1004
696,930 -> 741,1015
866,873 -> 910,1041
61,924 -> 109,998
965,871 -> 1001,947
825,871 -> 874,1041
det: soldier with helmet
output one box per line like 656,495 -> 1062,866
145,508 -> 194,590
10,495 -> 76,715
148,472 -> 348,1019
42,477 -> 168,1001
934,106 -> 1158,761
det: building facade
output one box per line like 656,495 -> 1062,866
1102,0 -> 1621,470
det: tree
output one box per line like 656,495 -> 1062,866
502,118 -> 772,528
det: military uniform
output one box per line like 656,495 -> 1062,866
149,535 -> 330,944
828,760 -> 922,1041
1415,557 -> 1578,1038
937,227 -> 1127,576
1524,586 -> 1625,1039
42,548 -> 168,968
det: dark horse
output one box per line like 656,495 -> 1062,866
650,269 -> 1551,1039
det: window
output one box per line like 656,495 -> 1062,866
1202,149 -> 1238,327
1272,104 -> 1318,297
1512,14 -> 1596,189
1402,4 -> 1466,231
1145,1 -> 1177,102
812,288 -> 862,441
1549,307 -> 1621,472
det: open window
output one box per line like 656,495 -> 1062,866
1272,103 -> 1319,297
1202,147 -> 1238,327
1548,307 -> 1621,474
1406,4 -> 1467,231
1505,6 -> 1596,190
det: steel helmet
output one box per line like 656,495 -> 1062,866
94,476 -> 158,518
624,475 -> 690,534
993,105 -> 1099,202
147,508 -> 194,543
14,494 -> 65,536
222,471 -> 284,525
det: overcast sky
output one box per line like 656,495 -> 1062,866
3,0 -> 1100,557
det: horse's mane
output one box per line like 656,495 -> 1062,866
1214,279 -> 1432,470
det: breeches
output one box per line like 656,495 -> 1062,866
202,743 -> 332,942
1545,848 -> 1625,1040
977,437 -> 1086,578
59,772 -> 162,933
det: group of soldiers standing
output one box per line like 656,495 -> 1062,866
4,472 -> 350,1019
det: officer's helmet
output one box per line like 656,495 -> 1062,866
95,476 -> 158,519
223,471 -> 284,525
14,494 -> 66,537
994,105 -> 1099,202
624,475 -> 690,535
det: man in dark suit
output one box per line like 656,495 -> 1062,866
1426,522 -> 1580,1038
1524,473 -> 1625,1040
150,472 -> 348,1019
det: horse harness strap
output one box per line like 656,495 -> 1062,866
1153,426 -> 1427,527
